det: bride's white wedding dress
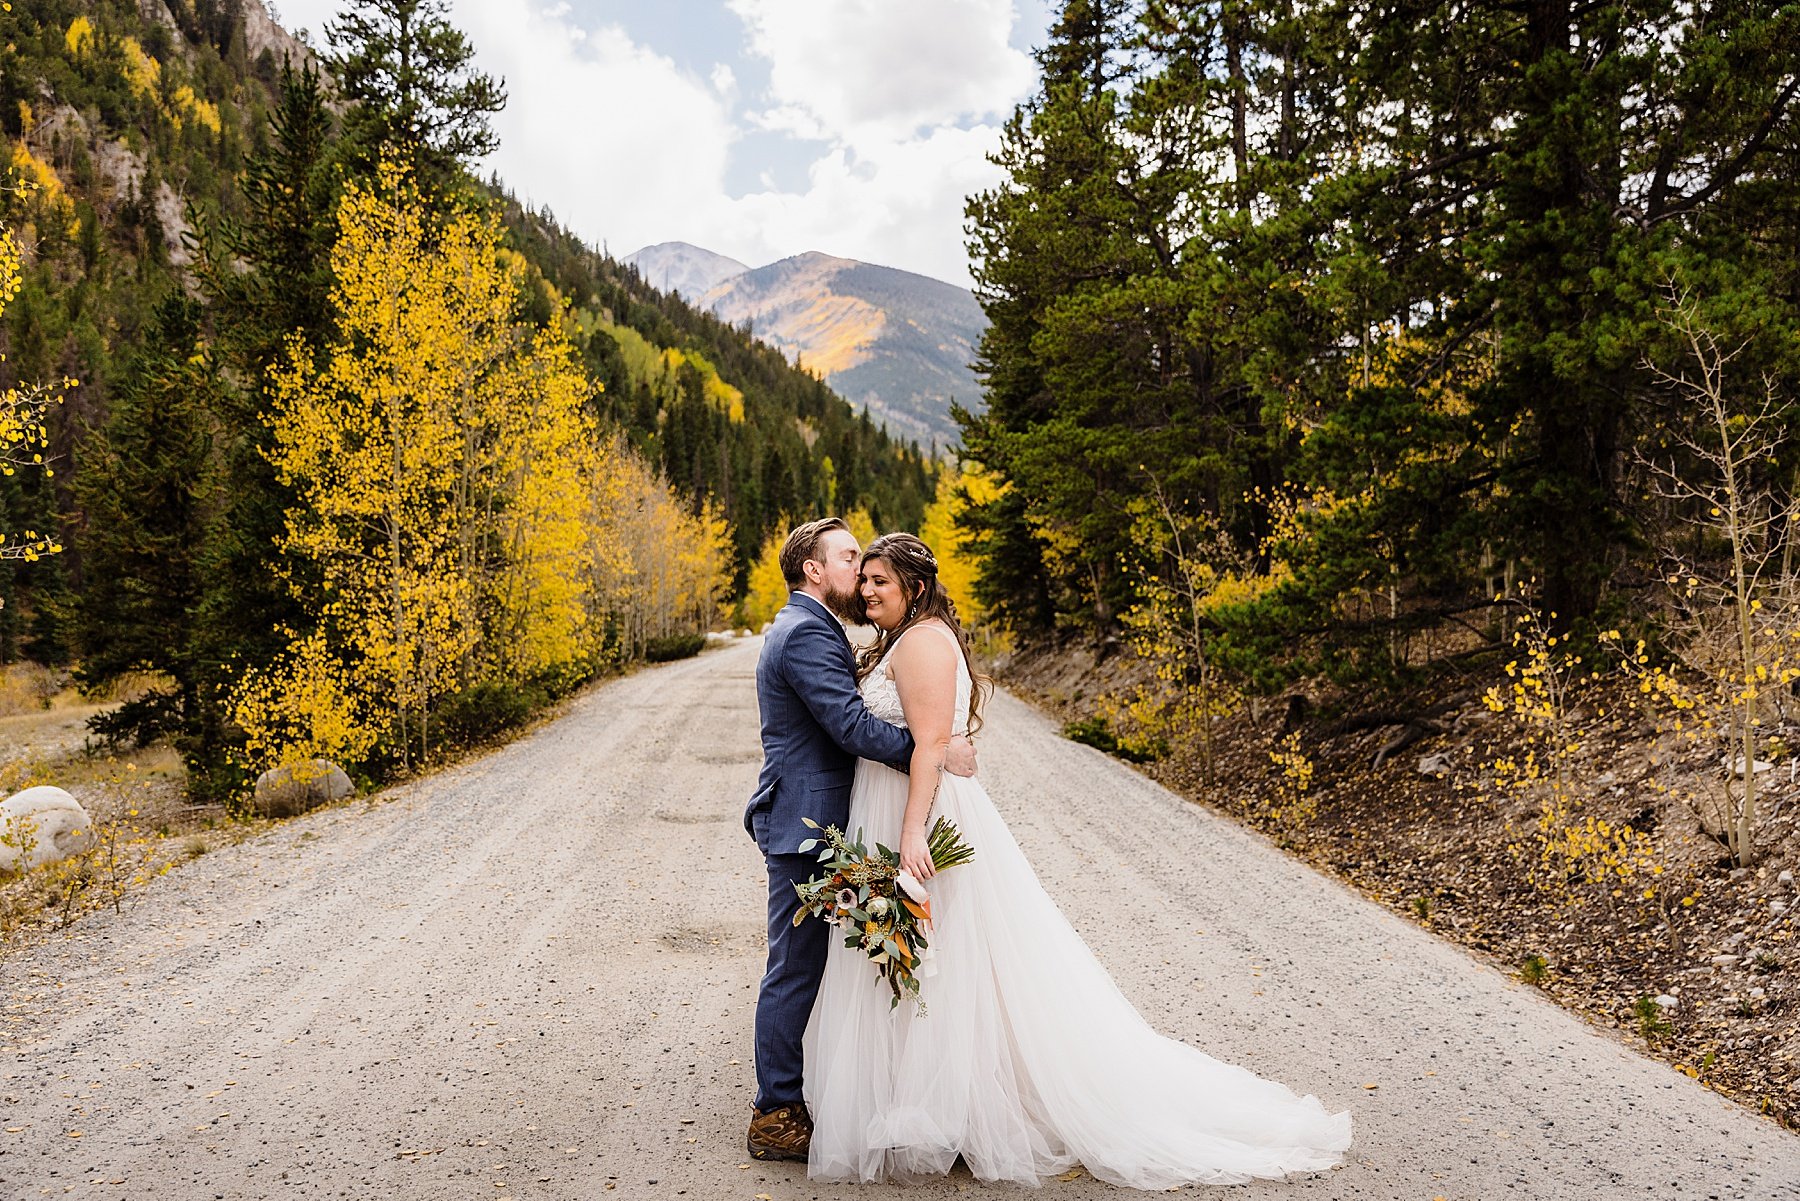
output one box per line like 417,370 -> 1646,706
802,623 -> 1352,1188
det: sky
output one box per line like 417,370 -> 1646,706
269,0 -> 1058,287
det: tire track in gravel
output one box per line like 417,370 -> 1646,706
3,637 -> 1798,1200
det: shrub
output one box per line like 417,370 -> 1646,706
435,680 -> 546,747
1633,995 -> 1673,1043
644,633 -> 706,662
1061,715 -> 1163,763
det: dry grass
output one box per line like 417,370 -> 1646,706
0,664 -> 251,946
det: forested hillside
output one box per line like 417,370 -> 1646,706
0,0 -> 932,801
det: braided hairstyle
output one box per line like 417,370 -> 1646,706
854,532 -> 991,735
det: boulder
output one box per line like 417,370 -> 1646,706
252,760 -> 354,819
0,786 -> 97,871
1724,755 -> 1774,777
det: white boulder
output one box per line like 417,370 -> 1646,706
252,760 -> 354,819
0,786 -> 97,871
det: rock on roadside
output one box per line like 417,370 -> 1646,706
0,786 -> 97,871
252,760 -> 354,819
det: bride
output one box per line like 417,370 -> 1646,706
801,532 -> 1353,1188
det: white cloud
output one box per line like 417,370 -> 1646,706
259,0 -> 1039,286
727,0 -> 1033,146
713,0 -> 1034,284
715,124 -> 1008,285
459,4 -> 741,261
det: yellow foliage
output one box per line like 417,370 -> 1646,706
487,327 -> 599,677
845,506 -> 877,549
1265,731 -> 1317,836
9,143 -> 68,213
171,85 -> 222,134
230,632 -> 381,774
66,20 -> 218,135
739,531 -> 789,629
583,434 -> 733,657
918,465 -> 999,632
64,16 -> 93,57
118,37 -> 161,98
663,346 -> 745,422
0,212 -> 70,561
1485,605 -> 1678,914
252,161 -> 599,772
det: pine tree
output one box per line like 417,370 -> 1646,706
327,0 -> 507,199
73,296 -> 217,751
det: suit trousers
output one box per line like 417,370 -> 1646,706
754,850 -> 829,1111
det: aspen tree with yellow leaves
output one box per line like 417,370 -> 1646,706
582,432 -> 731,659
739,530 -> 790,630
918,465 -> 1004,647
239,162 -> 599,774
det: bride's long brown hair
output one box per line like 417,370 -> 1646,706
853,532 -> 992,735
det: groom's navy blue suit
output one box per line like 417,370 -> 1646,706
747,591 -> 913,1111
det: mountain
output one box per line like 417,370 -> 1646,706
701,252 -> 987,449
623,241 -> 749,300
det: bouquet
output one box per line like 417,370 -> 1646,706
793,815 -> 975,1011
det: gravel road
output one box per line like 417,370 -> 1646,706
4,636 -> 1798,1200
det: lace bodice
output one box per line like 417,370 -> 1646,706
859,624 -> 972,736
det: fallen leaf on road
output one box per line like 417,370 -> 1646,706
1362,1082 -> 1379,1089
1055,1167 -> 1085,1181
66,1131 -> 82,1138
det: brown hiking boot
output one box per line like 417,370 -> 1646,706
746,1103 -> 813,1162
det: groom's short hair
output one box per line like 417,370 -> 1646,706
780,516 -> 851,588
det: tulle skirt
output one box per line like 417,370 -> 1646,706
802,760 -> 1353,1189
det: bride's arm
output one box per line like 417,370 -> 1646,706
890,628 -> 959,883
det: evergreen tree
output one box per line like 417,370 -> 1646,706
73,296 -> 217,751
962,0 -> 1154,636
327,0 -> 507,197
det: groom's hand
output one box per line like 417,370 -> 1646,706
944,734 -> 977,777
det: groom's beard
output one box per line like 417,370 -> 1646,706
824,580 -> 865,624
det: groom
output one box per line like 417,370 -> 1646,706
743,516 -> 976,1161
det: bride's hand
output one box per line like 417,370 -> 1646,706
900,824 -> 935,882
944,734 -> 977,777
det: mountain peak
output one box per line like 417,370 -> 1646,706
701,252 -> 987,448
622,242 -> 749,300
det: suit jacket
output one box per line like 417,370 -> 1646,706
745,592 -> 914,855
